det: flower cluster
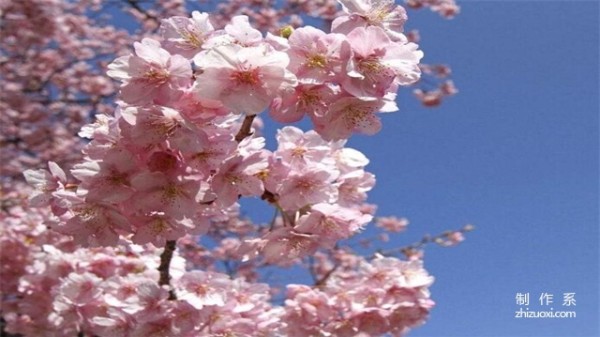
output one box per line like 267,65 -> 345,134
2,0 -> 454,186
106,0 -> 423,140
24,0 -> 423,259
0,197 -> 283,337
5,1 -> 470,336
284,254 -> 435,337
1,191 -> 435,336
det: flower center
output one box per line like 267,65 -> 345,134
366,0 -> 394,25
358,57 -> 383,75
299,90 -> 320,108
162,184 -> 182,202
178,28 -> 203,48
231,68 -> 260,85
345,106 -> 370,127
151,218 -> 169,233
306,54 -> 328,68
292,147 -> 307,158
143,67 -> 170,85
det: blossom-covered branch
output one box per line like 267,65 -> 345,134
2,1 -> 468,336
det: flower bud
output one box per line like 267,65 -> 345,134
279,25 -> 294,39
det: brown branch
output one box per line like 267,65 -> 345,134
158,240 -> 177,300
234,114 -> 256,143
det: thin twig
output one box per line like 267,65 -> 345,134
124,0 -> 159,23
314,264 -> 339,288
373,224 -> 475,259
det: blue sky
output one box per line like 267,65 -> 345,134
337,2 -> 599,336
108,1 -> 599,336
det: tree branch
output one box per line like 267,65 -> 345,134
234,114 -> 256,143
158,240 -> 177,300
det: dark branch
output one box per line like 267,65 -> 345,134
158,240 -> 177,300
234,114 -> 256,143
123,0 -> 159,23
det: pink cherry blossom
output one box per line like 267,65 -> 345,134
5,4 -> 468,337
58,201 -> 131,246
160,11 -> 217,58
55,272 -> 103,306
337,170 -> 376,206
70,149 -> 137,203
210,151 -> 269,207
270,82 -> 340,123
295,203 -> 372,243
129,171 -> 205,219
406,0 -> 461,18
375,216 -> 409,233
414,88 -> 443,107
107,38 -> 192,105
127,281 -> 170,320
436,230 -> 465,246
441,79 -> 459,95
261,227 -> 320,265
91,308 -> 137,337
287,26 -> 351,83
171,91 -> 231,124
333,0 -> 409,41
312,96 -> 386,140
276,167 -> 340,211
23,161 -> 69,214
273,126 -> 336,168
128,316 -> 177,337
224,15 -> 264,46
193,44 -> 297,114
179,132 -> 237,176
344,25 -> 423,98
130,213 -> 206,246
118,105 -> 189,150
175,270 -> 230,309
283,284 -> 337,336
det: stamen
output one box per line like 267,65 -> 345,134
306,54 -> 328,68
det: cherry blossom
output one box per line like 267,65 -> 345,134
160,11 -> 217,58
23,161 -> 70,214
224,15 -> 265,46
405,0 -> 461,18
107,38 -> 192,105
287,26 -> 351,83
344,25 -> 423,98
295,203 -> 372,242
312,96 -> 386,140
376,216 -> 409,233
270,82 -> 340,123
58,201 -> 131,246
193,43 -> 297,114
70,149 -> 137,203
333,0 -> 409,41
210,150 -> 269,207
276,167 -> 340,211
128,171 -> 205,219
2,2 -> 469,337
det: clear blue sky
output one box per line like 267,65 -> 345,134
109,1 -> 599,336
